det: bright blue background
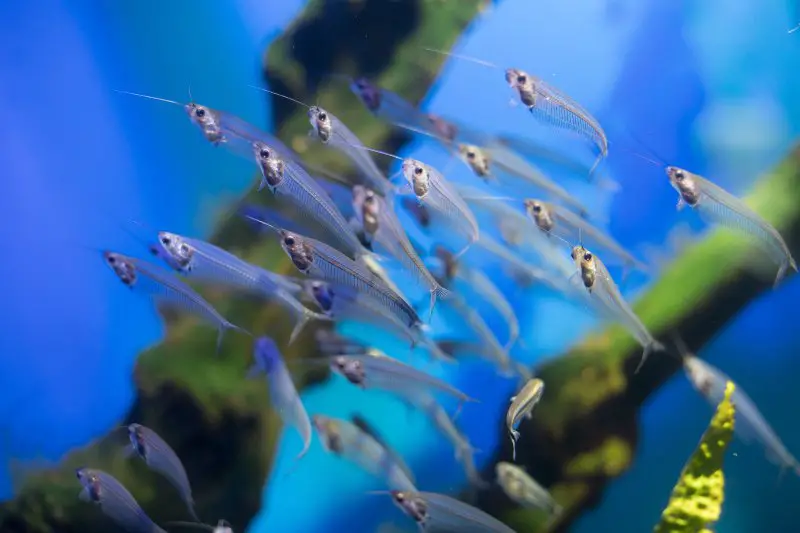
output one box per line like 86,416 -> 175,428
1,1 -> 799,533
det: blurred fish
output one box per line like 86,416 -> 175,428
458,143 -> 589,216
571,245 -> 664,371
352,185 -> 451,317
312,414 -> 416,492
417,394 -> 488,488
246,217 -> 422,329
151,231 -> 322,344
421,113 -> 494,147
315,329 -> 385,358
385,490 -> 516,532
666,165 -> 796,285
789,23 -> 800,34
326,353 -> 475,413
165,520 -> 233,533
251,140 -> 367,259
250,86 -> 392,195
303,279 -> 449,361
125,424 -> 198,521
248,336 -> 312,459
424,49 -> 608,176
470,234 -> 553,290
434,247 -> 519,351
677,337 -> 800,477
346,77 -> 430,133
102,251 -> 248,353
505,378 -> 544,461
76,468 -> 166,533
524,199 -> 646,272
495,462 -> 562,517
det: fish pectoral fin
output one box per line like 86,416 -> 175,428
524,410 -> 534,420
78,487 -> 91,503
121,444 -> 137,459
676,197 -> 686,211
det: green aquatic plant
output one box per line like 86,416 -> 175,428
653,380 -> 735,533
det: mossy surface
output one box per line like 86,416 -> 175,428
0,2 -> 484,532
653,381 -> 735,533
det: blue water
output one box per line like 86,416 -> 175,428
1,1 -> 799,532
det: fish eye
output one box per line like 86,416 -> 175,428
466,151 -> 475,160
318,111 -> 327,121
284,236 -> 295,246
195,107 -> 206,118
532,204 -> 541,213
107,256 -> 116,264
583,252 -> 592,261
674,171 -> 684,181
161,236 -> 171,245
516,74 -> 527,84
414,167 -> 423,176
180,244 -> 189,253
259,148 -> 270,159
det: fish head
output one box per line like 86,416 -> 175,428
185,103 -> 224,145
334,357 -> 366,386
75,468 -> 101,501
126,423 -> 147,455
458,144 -> 491,178
253,142 -> 285,191
279,231 -> 314,273
253,336 -> 282,374
103,252 -> 137,287
389,491 -> 427,523
666,166 -> 699,207
351,77 -> 381,112
312,415 -> 343,453
524,199 -> 554,232
401,159 -> 430,198
426,114 -> 457,143
570,245 -> 596,290
157,232 -> 194,270
308,106 -> 332,143
307,280 -> 335,314
682,356 -> 714,396
505,68 -> 536,107
353,186 -> 381,235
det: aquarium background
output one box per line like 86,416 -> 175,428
1,1 -> 799,532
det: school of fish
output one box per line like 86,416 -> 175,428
70,33 -> 800,533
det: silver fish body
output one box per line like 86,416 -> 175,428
126,424 -> 198,521
349,78 -> 430,133
328,353 -> 475,409
307,106 -> 392,195
571,245 -> 663,371
505,68 -> 608,175
249,337 -> 312,459
312,415 -> 416,492
401,158 -> 479,255
495,462 -> 562,516
666,166 -> 797,285
506,379 -> 544,461
352,185 -> 451,317
389,490 -> 516,533
102,252 -> 247,352
684,355 -> 800,476
525,199 -> 646,272
76,468 -> 166,533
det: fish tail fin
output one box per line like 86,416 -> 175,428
510,431 -> 519,461
774,258 -> 797,287
635,340 -> 665,374
187,505 -> 201,523
288,307 -> 327,345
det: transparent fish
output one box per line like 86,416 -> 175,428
102,251 -> 248,353
495,462 -> 562,516
252,141 -> 366,259
400,158 -> 479,256
458,143 -> 589,216
387,490 -> 516,533
505,379 -> 544,461
327,353 -> 475,412
434,246 -> 520,351
524,199 -> 646,272
352,185 -> 451,317
680,343 -> 800,476
571,245 -> 663,371
417,395 -> 488,489
76,468 -> 166,533
666,165 -> 797,285
348,77 -> 430,133
125,424 -> 198,521
302,279 -> 449,361
470,234 -> 554,290
248,218 -> 422,329
152,231 -> 321,344
505,68 -> 607,175
248,336 -> 312,459
312,414 -> 416,492
421,113 -> 495,147
496,133 -> 605,182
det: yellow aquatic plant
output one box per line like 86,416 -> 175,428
653,381 -> 736,533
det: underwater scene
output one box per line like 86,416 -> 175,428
2,0 -> 800,532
